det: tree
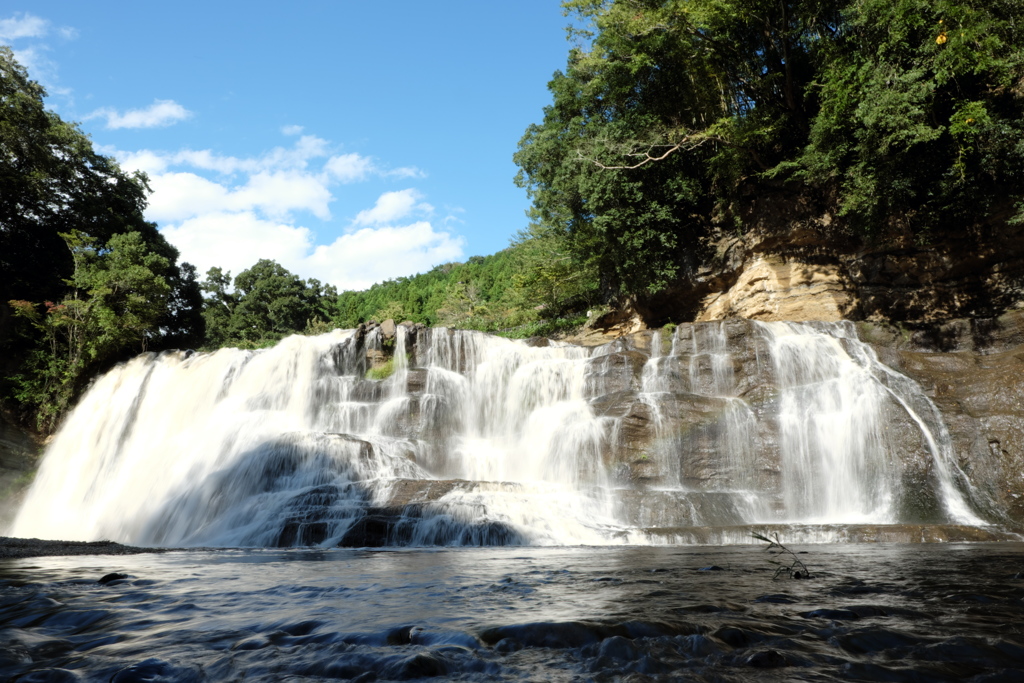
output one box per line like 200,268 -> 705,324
1,47 -> 204,427
515,0 -> 1024,303
9,231 -> 177,428
515,0 -> 843,299
200,260 -> 337,348
200,267 -> 237,348
798,0 -> 1024,234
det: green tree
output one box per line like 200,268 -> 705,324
516,0 -> 1024,303
200,267 -> 237,348
1,47 -> 204,428
9,231 -> 177,429
515,0 -> 843,299
798,0 -> 1024,234
200,260 -> 336,348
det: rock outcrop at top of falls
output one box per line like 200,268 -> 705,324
624,195 -> 1024,327
9,315 -> 1024,548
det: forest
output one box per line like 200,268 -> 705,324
4,0 -> 1024,431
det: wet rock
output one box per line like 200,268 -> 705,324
801,608 -> 859,621
674,633 -> 720,657
16,670 -> 82,683
493,637 -> 522,653
339,514 -> 407,548
598,635 -> 641,661
583,351 -> 647,395
110,658 -> 203,683
97,572 -> 129,585
277,521 -> 330,547
381,652 -> 447,679
480,622 -> 614,649
385,625 -> 417,645
711,626 -> 774,648
745,648 -> 790,668
754,594 -> 797,604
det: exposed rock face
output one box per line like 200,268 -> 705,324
859,312 -> 1024,524
697,255 -> 858,322
324,318 -> 1024,533
639,195 -> 1024,326
10,307 -> 1024,546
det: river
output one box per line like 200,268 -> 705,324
2,544 -> 1023,681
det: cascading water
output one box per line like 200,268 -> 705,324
759,321 -> 984,526
10,321 -> 1000,547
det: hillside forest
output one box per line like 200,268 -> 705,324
4,0 -> 1024,431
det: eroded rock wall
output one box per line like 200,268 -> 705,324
631,193 -> 1024,327
859,312 -> 1024,524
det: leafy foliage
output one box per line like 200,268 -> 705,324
799,0 -> 1024,234
200,260 -> 336,349
332,248 -> 549,334
516,0 -> 1024,300
0,48 -> 204,429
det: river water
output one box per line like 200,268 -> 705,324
2,543 -> 1022,681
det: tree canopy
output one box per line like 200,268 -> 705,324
515,0 -> 1024,301
1,47 -> 203,428
200,260 -> 336,349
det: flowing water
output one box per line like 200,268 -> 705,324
1,544 -> 1022,681
8,321 -> 1009,547
5,322 -> 1024,680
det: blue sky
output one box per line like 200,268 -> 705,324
1,2 -> 575,290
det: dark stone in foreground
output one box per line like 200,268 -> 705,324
0,536 -> 169,559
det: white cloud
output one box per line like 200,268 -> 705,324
161,214 -> 464,291
235,170 -> 333,220
160,212 -> 314,278
325,153 -> 375,183
0,13 -> 48,41
89,99 -> 192,129
353,189 -> 433,226
384,166 -> 426,179
305,222 -> 466,290
281,124 -> 304,136
106,132 -> 463,290
112,148 -> 171,175
145,170 -> 332,222
146,172 -> 232,222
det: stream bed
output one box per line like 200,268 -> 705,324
1,543 -> 1022,681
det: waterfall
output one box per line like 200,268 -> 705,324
759,321 -> 982,526
11,321 -> 995,547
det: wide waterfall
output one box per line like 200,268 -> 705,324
11,321 -> 1000,547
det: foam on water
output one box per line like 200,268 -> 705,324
11,322 -> 994,546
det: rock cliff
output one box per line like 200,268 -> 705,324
628,194 -> 1024,327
